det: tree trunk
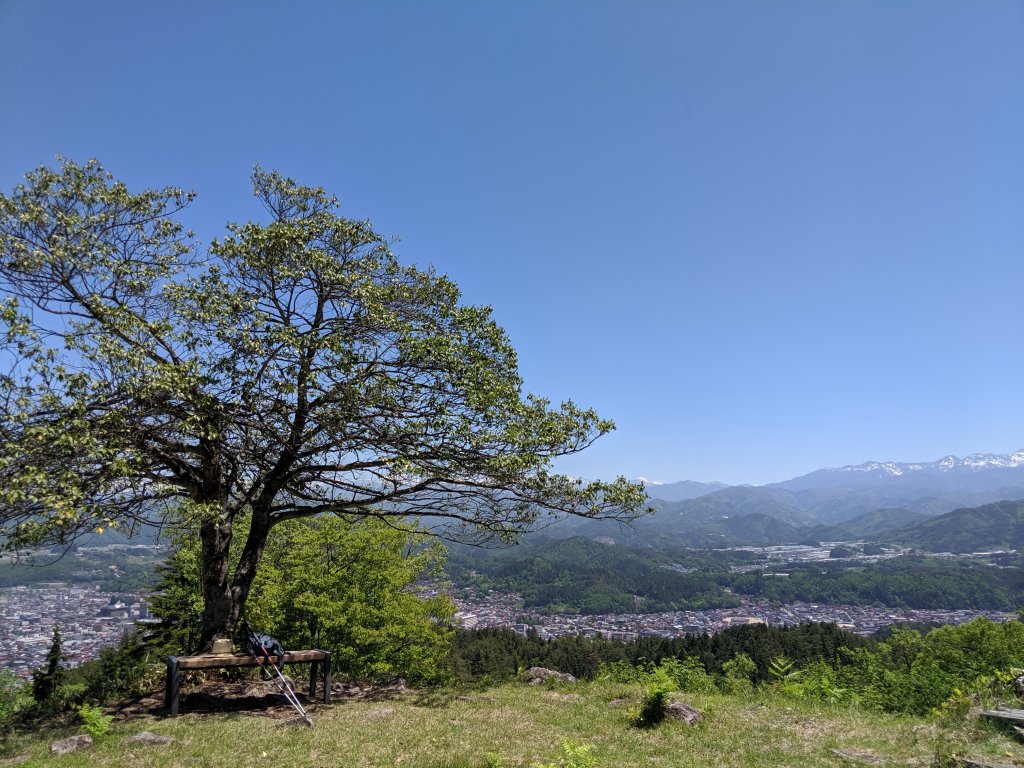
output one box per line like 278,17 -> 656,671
227,508 -> 272,640
198,517 -> 234,651
197,507 -> 274,651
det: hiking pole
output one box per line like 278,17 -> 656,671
244,626 -> 314,727
254,639 -> 313,727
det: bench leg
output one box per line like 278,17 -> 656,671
309,660 -> 319,699
166,656 -> 181,716
322,652 -> 331,704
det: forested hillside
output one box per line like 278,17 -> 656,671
447,537 -> 740,614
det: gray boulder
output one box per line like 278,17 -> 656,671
523,667 -> 577,685
50,734 -> 93,754
666,701 -> 703,725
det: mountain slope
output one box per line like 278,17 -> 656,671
891,499 -> 1024,553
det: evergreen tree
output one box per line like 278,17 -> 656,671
32,626 -> 67,710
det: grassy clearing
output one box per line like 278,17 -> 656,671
3,681 -> 1021,767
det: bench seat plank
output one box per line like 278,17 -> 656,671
176,650 -> 327,669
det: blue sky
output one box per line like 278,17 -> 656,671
1,1 -> 1021,485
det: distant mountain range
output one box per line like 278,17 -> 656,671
643,450 -> 1024,500
770,450 -> 1024,493
639,479 -> 730,501
553,450 -> 1024,550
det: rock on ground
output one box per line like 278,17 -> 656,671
50,734 -> 93,754
666,701 -> 703,725
523,667 -> 578,685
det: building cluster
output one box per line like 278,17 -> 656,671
0,583 -> 149,677
454,589 -> 1011,642
727,542 -> 908,572
1,574 -> 1015,680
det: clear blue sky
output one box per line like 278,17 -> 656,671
1,1 -> 1021,485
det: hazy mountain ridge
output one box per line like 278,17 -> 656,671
575,450 -> 1024,549
639,479 -> 730,501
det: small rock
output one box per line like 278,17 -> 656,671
366,707 -> 395,719
608,698 -> 628,707
51,734 -> 93,754
523,667 -> 578,685
124,731 -> 174,746
243,681 -> 276,697
666,702 -> 703,725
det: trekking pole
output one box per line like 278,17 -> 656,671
244,626 -> 314,727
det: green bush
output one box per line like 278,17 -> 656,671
0,670 -> 31,736
628,667 -> 676,728
534,739 -> 596,768
798,661 -> 849,704
834,619 -> 1024,715
78,633 -> 166,704
720,652 -> 756,695
596,659 -> 649,684
76,703 -> 114,739
766,655 -> 803,697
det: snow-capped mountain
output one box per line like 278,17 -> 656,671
835,451 -> 1024,477
773,450 -> 1024,493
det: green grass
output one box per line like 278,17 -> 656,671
3,681 -> 1022,767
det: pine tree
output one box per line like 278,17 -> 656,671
32,626 -> 67,709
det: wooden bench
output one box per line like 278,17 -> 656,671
165,649 -> 331,716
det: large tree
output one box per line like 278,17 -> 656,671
0,158 -> 646,648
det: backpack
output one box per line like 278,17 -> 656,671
245,629 -> 285,668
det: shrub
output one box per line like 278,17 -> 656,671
0,670 -> 31,736
77,703 -> 114,739
596,659 -> 649,684
629,667 -> 676,728
720,652 -> 756,695
533,739 -> 596,768
799,661 -> 849,705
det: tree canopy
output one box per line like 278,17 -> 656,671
0,158 -> 646,646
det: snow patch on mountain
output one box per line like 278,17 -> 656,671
835,451 -> 1024,476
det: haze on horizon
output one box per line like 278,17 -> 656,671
1,2 -> 1021,488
